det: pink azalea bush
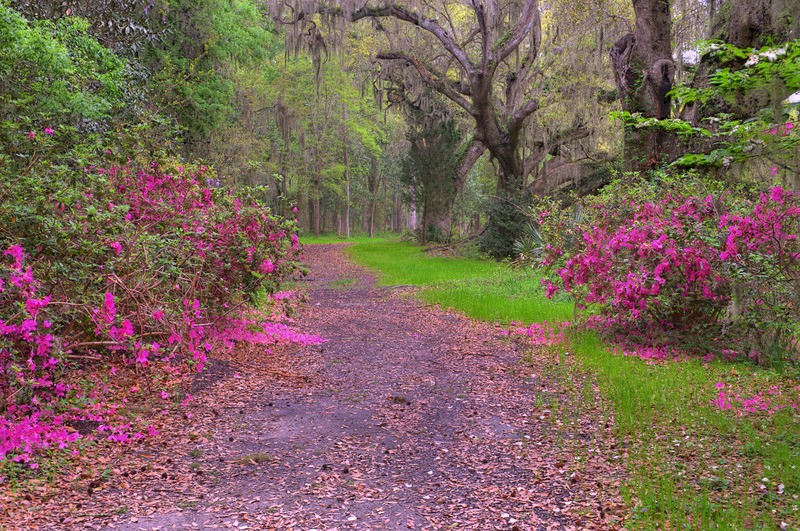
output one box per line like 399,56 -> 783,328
0,161 -> 319,466
536,174 -> 800,364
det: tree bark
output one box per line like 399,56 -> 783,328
312,195 -> 321,236
368,157 -> 378,238
393,192 -> 402,234
610,0 -> 675,171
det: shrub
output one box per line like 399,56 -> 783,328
0,160 -> 313,464
537,174 -> 799,364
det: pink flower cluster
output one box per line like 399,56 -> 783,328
540,185 -> 799,359
0,247 -> 78,465
212,318 -> 325,351
99,164 -> 301,307
505,321 -> 566,348
1,162 -> 313,466
710,382 -> 800,417
546,195 -> 729,322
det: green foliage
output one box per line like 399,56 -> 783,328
404,117 -> 462,243
623,39 -> 800,174
480,182 -> 531,259
0,9 -> 126,121
0,7 -> 128,175
139,0 -> 280,144
10,0 -> 170,54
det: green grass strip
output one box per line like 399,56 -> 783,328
346,240 -> 572,324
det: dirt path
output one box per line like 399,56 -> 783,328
46,244 -> 625,530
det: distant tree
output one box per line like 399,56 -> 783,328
269,1 -> 567,255
403,107 -> 463,243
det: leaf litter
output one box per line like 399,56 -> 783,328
0,243 -> 627,530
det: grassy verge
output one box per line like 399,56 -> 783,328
573,333 -> 798,529
347,241 -> 572,324
298,232 -> 396,245
345,239 -> 800,530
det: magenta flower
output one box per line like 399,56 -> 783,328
25,296 -> 51,318
135,348 -> 149,365
44,127 -> 54,136
98,291 -> 117,324
771,166 -> 778,175
4,244 -> 25,266
260,260 -> 275,274
710,391 -> 732,410
120,319 -> 134,337
28,130 -> 36,139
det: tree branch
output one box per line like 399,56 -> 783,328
523,126 -> 592,178
508,99 -> 540,139
351,5 -> 474,75
376,52 -> 473,114
495,0 -> 541,65
470,1 -> 491,72
455,139 -> 487,191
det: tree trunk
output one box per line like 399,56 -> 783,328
421,195 -> 429,245
368,157 -> 378,238
684,0 -> 799,126
727,0 -> 800,49
345,180 -> 351,238
427,211 -> 453,241
480,146 -> 530,258
312,194 -> 321,236
343,102 -> 351,239
298,191 -> 309,231
610,0 -> 675,171
408,195 -> 418,232
392,192 -> 402,233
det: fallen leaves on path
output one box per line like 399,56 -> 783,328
0,244 -> 628,530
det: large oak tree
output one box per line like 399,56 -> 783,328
272,1 -> 583,255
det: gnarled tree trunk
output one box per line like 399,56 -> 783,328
610,0 -> 675,171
